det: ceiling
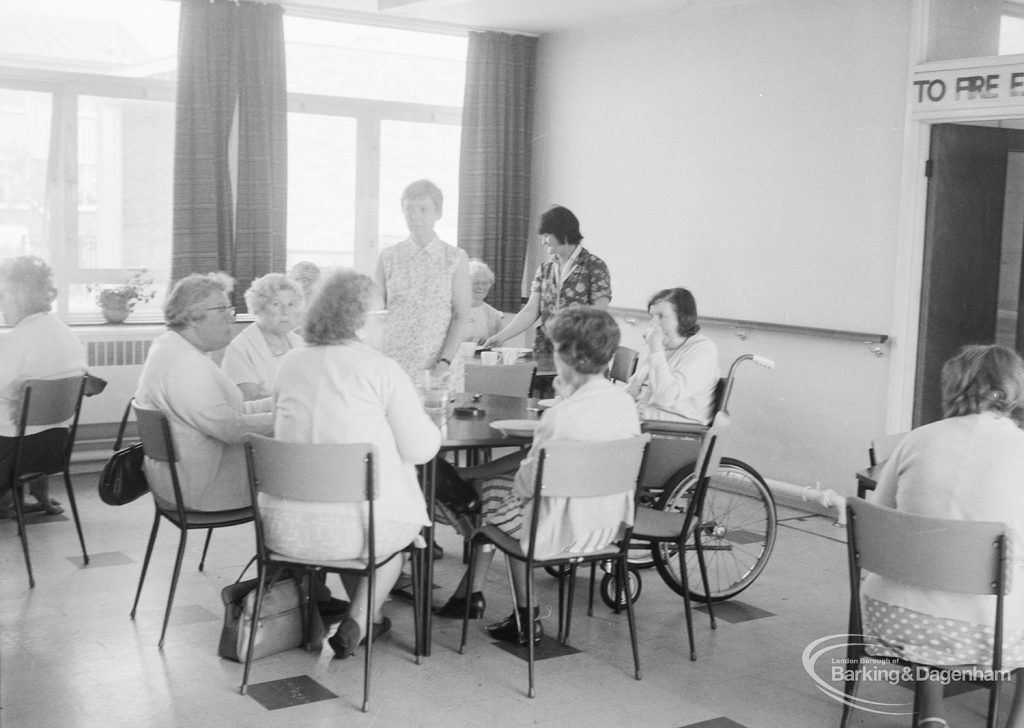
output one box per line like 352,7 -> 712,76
283,0 -> 716,35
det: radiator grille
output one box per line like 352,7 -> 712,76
87,339 -> 152,367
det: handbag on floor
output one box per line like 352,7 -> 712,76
97,400 -> 149,506
218,566 -> 325,663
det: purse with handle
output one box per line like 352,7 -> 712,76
97,400 -> 149,506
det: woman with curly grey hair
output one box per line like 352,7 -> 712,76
135,273 -> 274,511
221,273 -> 304,400
268,269 -> 440,658
0,255 -> 86,516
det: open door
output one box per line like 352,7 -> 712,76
914,123 -> 1024,426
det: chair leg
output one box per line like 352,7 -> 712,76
409,549 -> 423,664
460,541 -> 478,654
131,513 -> 161,618
198,528 -> 214,572
620,556 -> 642,680
839,659 -> 861,728
62,471 -> 88,565
525,566 -> 536,699
240,565 -> 268,695
693,530 -> 716,629
11,483 -> 34,588
564,565 -> 577,644
587,562 -> 596,616
362,564 -> 375,713
556,565 -> 567,642
158,528 -> 189,648
676,537 -> 697,661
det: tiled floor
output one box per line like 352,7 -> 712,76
0,479 -> 1005,728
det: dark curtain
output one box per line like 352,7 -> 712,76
457,31 -> 537,312
172,0 -> 287,309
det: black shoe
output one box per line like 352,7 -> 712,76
432,543 -> 444,560
434,591 -> 485,620
486,609 -> 542,645
358,616 -> 392,646
317,597 -> 350,621
328,618 -> 360,659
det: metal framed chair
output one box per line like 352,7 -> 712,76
9,374 -> 90,588
464,361 -> 537,397
842,497 -> 1012,728
129,403 -> 254,648
608,346 -> 639,383
627,414 -> 726,661
242,434 -> 423,712
461,436 -> 649,698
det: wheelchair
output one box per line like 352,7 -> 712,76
596,353 -> 777,608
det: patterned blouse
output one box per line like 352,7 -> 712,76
376,236 -> 469,376
529,246 -> 612,353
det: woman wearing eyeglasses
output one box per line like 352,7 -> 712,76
134,273 -> 274,512
221,273 -> 305,400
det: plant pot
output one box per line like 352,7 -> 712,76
101,300 -> 131,324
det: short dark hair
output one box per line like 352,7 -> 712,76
546,306 -> 620,375
941,344 -> 1024,419
401,179 -> 443,215
648,287 -> 700,338
304,269 -> 376,345
0,256 -> 56,315
538,205 -> 583,246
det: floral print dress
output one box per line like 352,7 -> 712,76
377,236 -> 469,385
530,246 -> 612,354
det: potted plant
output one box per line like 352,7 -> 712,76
88,270 -> 156,324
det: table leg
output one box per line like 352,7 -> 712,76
421,458 -> 437,656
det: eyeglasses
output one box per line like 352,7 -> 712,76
204,305 -> 236,316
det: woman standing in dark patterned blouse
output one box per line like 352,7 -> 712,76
484,206 -> 611,354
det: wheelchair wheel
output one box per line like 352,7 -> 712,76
600,566 -> 642,609
652,457 -> 776,603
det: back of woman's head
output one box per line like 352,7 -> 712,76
941,344 -> 1024,419
164,272 -> 234,330
647,287 -> 700,337
0,256 -> 56,315
304,269 -> 375,345
547,306 -> 620,375
538,206 -> 583,246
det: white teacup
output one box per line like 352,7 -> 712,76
480,351 -> 499,365
499,349 -> 519,365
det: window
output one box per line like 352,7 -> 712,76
0,1 -> 466,319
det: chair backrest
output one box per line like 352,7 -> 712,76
534,436 -> 649,499
868,432 -> 908,466
846,497 -> 1010,596
19,375 -> 86,431
464,361 -> 537,397
133,403 -> 177,463
637,419 -> 707,493
245,435 -> 377,504
608,346 -> 639,383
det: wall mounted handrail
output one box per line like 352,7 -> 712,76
608,306 -> 888,345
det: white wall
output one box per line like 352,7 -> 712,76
532,0 -> 914,494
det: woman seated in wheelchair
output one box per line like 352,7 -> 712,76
434,306 -> 640,645
864,344 -> 1024,727
624,287 -> 718,425
268,270 -> 441,659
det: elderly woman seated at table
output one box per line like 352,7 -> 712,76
221,273 -> 304,400
435,306 -> 641,645
134,273 -> 274,511
0,256 -> 86,517
465,259 -> 504,344
624,287 -> 719,425
864,344 -> 1024,728
267,269 -> 441,658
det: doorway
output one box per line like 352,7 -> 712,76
914,122 -> 1024,426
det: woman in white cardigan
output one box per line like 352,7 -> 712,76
269,269 -> 440,659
